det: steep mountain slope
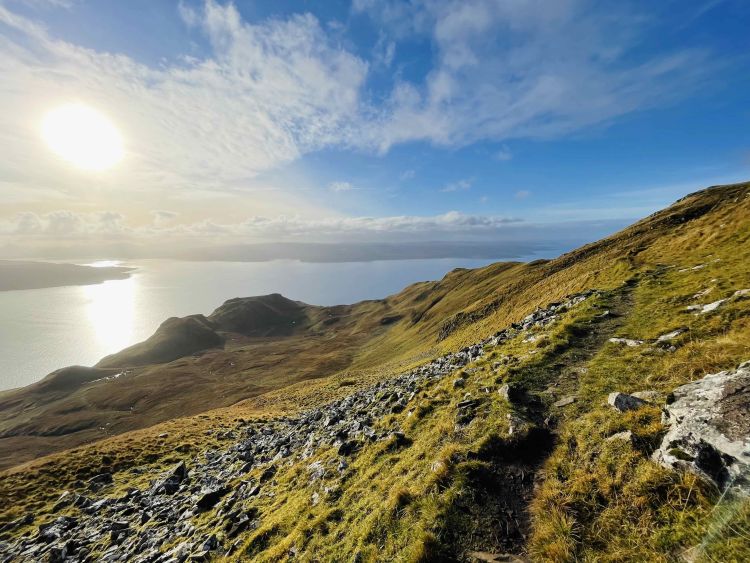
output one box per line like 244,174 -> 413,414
1,182 -> 749,562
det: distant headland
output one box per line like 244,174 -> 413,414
0,260 -> 133,291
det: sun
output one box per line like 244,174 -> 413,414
42,103 -> 124,171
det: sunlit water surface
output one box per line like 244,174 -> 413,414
0,258 -> 526,391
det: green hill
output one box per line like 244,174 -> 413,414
0,181 -> 749,562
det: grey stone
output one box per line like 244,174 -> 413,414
259,465 -> 276,482
687,299 -> 727,314
606,431 -> 633,443
0,289 -> 603,562
552,396 -> 576,408
151,461 -> 188,495
87,473 -> 113,491
631,390 -> 660,401
656,329 -> 686,343
653,361 -> 750,493
607,392 -> 648,412
608,337 -> 644,347
195,487 -> 229,512
497,384 -> 523,403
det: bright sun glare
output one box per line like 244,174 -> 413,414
41,103 -> 124,171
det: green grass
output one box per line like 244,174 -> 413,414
2,182 -> 750,561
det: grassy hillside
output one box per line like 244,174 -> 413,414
1,181 -> 749,562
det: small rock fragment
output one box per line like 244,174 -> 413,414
606,431 -> 633,443
552,396 -> 576,408
608,337 -> 644,347
656,329 -> 686,343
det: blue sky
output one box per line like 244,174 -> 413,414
0,0 -> 748,257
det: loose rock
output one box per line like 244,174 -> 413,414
607,392 -> 649,412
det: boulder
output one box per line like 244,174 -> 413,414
653,361 -> 750,493
52,491 -> 74,512
607,392 -> 648,412
87,473 -> 113,491
151,461 -> 188,495
259,465 -> 277,482
498,383 -> 523,403
195,487 -> 229,512
337,440 -> 360,456
308,461 -> 326,482
200,534 -> 219,552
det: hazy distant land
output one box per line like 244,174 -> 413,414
0,260 -> 134,291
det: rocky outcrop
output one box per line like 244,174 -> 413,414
438,289 -> 595,341
653,361 -> 750,493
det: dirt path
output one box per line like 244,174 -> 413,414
446,285 -> 636,561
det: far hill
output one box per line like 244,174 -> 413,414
0,260 -> 133,291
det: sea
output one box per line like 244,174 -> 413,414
0,256 -> 544,391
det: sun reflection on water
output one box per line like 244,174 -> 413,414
81,277 -> 136,354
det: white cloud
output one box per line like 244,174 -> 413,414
440,178 -> 472,193
515,190 -> 531,200
151,210 -> 179,227
0,0 -> 715,200
357,0 -> 712,151
329,181 -> 354,192
0,1 -> 368,201
0,1 -> 727,252
0,209 -> 521,242
399,169 -> 416,181
177,1 -> 200,28
0,210 -> 129,237
232,211 -> 520,237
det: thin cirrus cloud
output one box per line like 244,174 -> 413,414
440,178 -> 472,193
354,0 -> 712,151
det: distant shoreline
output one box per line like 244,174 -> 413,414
0,260 -> 134,291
